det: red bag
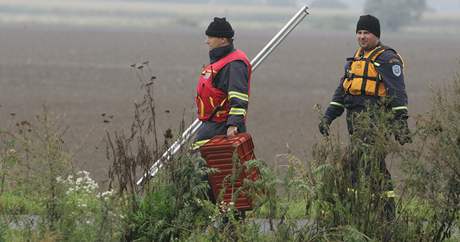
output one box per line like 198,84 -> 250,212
199,133 -> 259,211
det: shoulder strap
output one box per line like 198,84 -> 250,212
368,45 -> 386,61
374,46 -> 404,66
360,45 -> 386,95
210,49 -> 251,77
344,48 -> 362,78
369,46 -> 390,96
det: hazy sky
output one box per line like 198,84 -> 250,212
0,0 -> 458,31
339,0 -> 460,11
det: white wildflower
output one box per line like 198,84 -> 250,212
77,170 -> 90,177
84,187 -> 91,193
101,190 -> 113,197
65,189 -> 73,195
7,149 -> 16,156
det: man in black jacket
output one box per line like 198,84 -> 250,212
193,17 -> 251,150
319,15 -> 411,222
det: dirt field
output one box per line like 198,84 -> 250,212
1,26 -> 459,182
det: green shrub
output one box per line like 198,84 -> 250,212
0,192 -> 41,216
124,155 -> 215,241
397,77 -> 460,241
0,109 -> 123,242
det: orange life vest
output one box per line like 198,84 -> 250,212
342,45 -> 395,97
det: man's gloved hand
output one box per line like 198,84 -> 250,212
318,118 -> 331,137
394,119 -> 412,145
226,126 -> 238,137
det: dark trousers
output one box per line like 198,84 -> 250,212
345,110 -> 396,221
194,121 -> 246,143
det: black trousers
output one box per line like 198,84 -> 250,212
345,109 -> 396,221
194,120 -> 246,143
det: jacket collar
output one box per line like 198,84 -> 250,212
209,44 -> 234,64
359,42 -> 382,57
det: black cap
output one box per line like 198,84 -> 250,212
356,14 -> 380,38
205,17 -> 234,38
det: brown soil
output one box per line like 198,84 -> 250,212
1,27 -> 459,182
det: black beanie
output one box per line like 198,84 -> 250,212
205,17 -> 234,38
356,14 -> 380,38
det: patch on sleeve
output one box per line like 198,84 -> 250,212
392,65 -> 402,77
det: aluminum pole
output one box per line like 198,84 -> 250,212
137,6 -> 309,187
251,5 -> 309,70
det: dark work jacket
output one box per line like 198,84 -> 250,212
194,44 -> 250,144
324,44 -> 409,134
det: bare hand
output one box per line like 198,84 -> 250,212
226,126 -> 238,137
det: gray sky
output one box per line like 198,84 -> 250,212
0,0 -> 458,32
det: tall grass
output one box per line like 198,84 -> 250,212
1,73 -> 459,241
397,76 -> 460,241
0,107 -> 123,241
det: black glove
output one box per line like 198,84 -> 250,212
394,119 -> 412,145
319,118 -> 331,137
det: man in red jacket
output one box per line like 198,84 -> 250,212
193,17 -> 252,150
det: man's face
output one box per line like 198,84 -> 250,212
356,30 -> 379,50
206,36 -> 228,50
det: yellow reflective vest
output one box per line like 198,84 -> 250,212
342,45 -> 403,97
